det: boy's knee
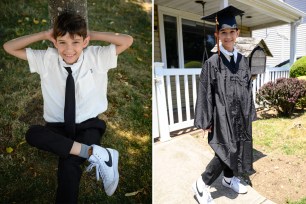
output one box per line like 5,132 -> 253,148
25,125 -> 44,146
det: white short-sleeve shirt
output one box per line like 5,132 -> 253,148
26,45 -> 118,123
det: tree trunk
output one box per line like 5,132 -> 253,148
48,0 -> 88,27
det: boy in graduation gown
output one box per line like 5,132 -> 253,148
193,5 -> 256,204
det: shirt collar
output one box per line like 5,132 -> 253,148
220,44 -> 238,62
59,51 -> 84,73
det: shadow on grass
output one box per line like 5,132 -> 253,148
237,148 -> 267,187
256,107 -> 305,120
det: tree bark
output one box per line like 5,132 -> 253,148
48,0 -> 88,27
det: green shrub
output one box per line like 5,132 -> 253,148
290,56 -> 306,78
184,61 -> 202,68
256,78 -> 306,116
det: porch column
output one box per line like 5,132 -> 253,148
219,0 -> 228,9
289,20 -> 300,66
154,62 -> 171,142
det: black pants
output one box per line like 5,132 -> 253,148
201,154 -> 234,186
25,117 -> 106,204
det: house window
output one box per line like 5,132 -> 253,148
162,13 -> 216,68
182,19 -> 215,68
164,15 -> 179,68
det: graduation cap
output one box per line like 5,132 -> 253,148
201,5 -> 244,30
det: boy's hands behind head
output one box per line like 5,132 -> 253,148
3,29 -> 58,61
45,29 -> 56,45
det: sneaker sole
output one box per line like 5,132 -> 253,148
192,182 -> 202,203
105,149 -> 119,196
192,182 -> 197,196
192,182 -> 215,204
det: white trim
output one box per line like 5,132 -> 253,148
177,17 -> 184,68
267,66 -> 291,72
235,0 -> 305,23
154,63 -> 171,142
158,6 -> 167,68
169,120 -> 194,132
290,21 -> 298,66
175,75 -> 183,121
220,0 -> 228,9
184,75 -> 191,121
158,5 -> 208,23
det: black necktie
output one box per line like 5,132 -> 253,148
230,55 -> 236,69
64,67 -> 75,138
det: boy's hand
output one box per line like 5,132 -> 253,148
88,31 -> 133,55
201,127 -> 212,138
45,29 -> 56,44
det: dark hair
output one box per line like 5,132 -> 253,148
53,12 -> 87,39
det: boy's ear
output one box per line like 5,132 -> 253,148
237,29 -> 240,36
53,39 -> 58,49
83,36 -> 90,48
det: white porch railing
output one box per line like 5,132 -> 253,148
153,62 -> 290,142
252,66 -> 290,104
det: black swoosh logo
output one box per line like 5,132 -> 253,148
196,181 -> 203,197
224,179 -> 231,185
105,148 -> 112,167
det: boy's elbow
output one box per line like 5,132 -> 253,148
3,42 -> 10,54
3,42 -> 15,56
126,35 -> 133,48
3,42 -> 27,60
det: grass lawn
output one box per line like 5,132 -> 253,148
253,109 -> 306,156
288,197 -> 306,204
252,109 -> 306,203
0,0 -> 152,203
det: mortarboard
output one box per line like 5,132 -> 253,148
201,5 -> 244,30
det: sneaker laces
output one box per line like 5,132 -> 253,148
230,176 -> 241,187
86,158 -> 106,182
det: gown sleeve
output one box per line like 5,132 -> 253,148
194,60 -> 214,129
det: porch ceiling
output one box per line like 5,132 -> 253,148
155,0 -> 305,30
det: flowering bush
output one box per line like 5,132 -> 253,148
297,76 -> 306,109
256,78 -> 306,116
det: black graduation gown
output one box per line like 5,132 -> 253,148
194,52 -> 256,175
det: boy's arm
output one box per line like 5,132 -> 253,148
89,31 -> 133,55
3,30 -> 54,60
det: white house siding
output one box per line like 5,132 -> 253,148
252,0 -> 306,67
154,5 -> 162,62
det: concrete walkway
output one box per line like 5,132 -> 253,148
153,134 -> 276,204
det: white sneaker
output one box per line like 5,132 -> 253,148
222,176 -> 248,194
86,145 -> 119,196
192,177 -> 214,204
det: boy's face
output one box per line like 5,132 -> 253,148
216,28 -> 240,52
54,33 -> 89,65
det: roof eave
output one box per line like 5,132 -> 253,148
235,0 -> 305,23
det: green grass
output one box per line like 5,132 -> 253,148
0,0 -> 151,203
287,197 -> 306,204
253,110 -> 306,156
250,110 -> 306,204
